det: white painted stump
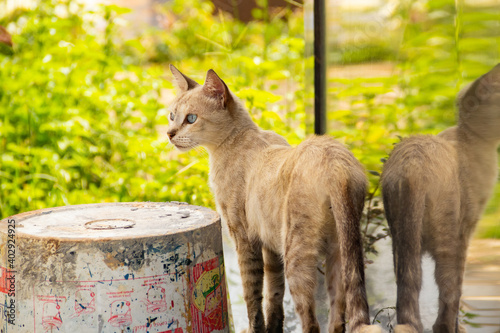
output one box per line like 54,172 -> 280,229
0,202 -> 231,333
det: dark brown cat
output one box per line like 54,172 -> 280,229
167,65 -> 381,333
381,64 -> 500,333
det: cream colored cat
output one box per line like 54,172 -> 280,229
381,64 -> 500,333
167,65 -> 381,333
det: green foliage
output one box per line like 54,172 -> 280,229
0,0 -> 306,218
0,1 -> 178,217
459,306 -> 481,329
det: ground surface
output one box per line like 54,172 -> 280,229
225,235 -> 500,332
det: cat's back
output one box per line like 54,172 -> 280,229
264,136 -> 366,193
382,134 -> 458,193
261,129 -> 290,147
249,135 -> 366,201
290,135 -> 365,173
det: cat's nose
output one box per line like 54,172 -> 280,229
167,130 -> 177,140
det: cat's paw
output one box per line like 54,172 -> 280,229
359,324 -> 383,333
394,324 -> 418,333
239,329 -> 249,333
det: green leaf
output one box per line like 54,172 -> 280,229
105,4 -> 132,15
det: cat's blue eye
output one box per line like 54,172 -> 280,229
186,114 -> 197,124
169,112 -> 174,121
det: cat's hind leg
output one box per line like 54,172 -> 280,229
263,246 -> 285,333
383,179 -> 424,333
431,230 -> 467,333
325,240 -> 346,333
284,214 -> 321,333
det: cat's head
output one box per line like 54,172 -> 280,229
166,65 -> 243,152
457,63 -> 500,142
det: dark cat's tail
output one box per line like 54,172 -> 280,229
330,177 -> 381,333
382,177 -> 424,333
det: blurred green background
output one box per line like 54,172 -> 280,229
0,0 -> 499,239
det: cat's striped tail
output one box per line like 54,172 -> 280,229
330,178 -> 381,333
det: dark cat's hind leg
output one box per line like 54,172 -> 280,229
431,230 -> 467,333
325,240 -> 346,333
263,246 -> 285,333
383,180 -> 424,333
284,215 -> 321,333
391,226 -> 424,333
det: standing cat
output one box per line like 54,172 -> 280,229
167,65 -> 381,333
381,64 -> 500,333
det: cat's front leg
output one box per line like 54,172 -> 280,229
235,235 -> 266,333
263,246 -> 285,333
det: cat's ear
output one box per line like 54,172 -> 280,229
169,64 -> 200,92
457,63 -> 500,112
203,69 -> 231,108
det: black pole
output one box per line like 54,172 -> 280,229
314,0 -> 327,135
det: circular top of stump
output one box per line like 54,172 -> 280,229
0,202 -> 219,241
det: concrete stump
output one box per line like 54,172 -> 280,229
0,202 -> 231,333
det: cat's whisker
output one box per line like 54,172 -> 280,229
199,138 -> 220,146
